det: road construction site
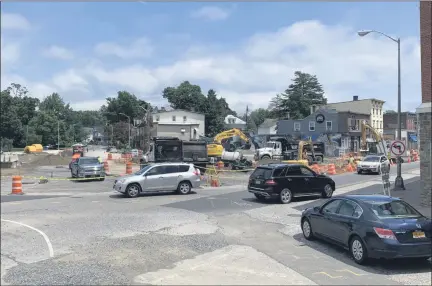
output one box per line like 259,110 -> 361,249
1,144 -> 430,285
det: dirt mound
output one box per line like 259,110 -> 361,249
18,153 -> 71,167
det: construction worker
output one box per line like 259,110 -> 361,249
349,154 -> 354,165
98,156 -> 102,163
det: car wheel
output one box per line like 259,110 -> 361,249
357,170 -> 362,174
99,177 -> 105,181
177,181 -> 192,195
125,183 -> 141,198
261,155 -> 270,160
321,184 -> 333,198
301,218 -> 314,240
279,188 -> 292,204
254,194 -> 266,201
350,236 -> 368,265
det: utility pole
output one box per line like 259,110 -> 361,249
57,121 -> 60,150
26,125 -> 29,146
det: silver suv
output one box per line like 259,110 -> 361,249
113,163 -> 201,198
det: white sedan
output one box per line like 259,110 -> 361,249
357,155 -> 390,174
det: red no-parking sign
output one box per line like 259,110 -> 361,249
390,140 -> 406,156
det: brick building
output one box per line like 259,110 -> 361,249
417,1 -> 431,206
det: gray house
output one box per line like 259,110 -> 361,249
277,108 -> 370,156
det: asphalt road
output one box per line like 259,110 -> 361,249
1,162 -> 429,285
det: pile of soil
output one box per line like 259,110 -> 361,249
18,153 -> 71,168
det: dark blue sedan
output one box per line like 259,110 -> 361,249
301,194 -> 431,264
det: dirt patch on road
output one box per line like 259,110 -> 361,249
19,153 -> 70,167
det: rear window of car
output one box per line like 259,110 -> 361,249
179,165 -> 190,172
365,200 -> 422,218
363,156 -> 379,162
251,167 -> 273,179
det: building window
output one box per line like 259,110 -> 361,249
326,121 -> 332,131
373,120 -> 375,128
183,116 -> 187,122
155,115 -> 160,121
294,122 -> 300,131
379,109 -> 382,115
172,115 -> 176,122
372,108 -> 375,115
380,121 -> 382,129
309,121 -> 315,131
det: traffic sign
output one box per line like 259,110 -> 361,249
390,140 -> 406,156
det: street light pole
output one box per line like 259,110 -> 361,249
57,121 -> 60,151
358,29 -> 404,190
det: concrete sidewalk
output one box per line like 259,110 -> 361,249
392,179 -> 431,218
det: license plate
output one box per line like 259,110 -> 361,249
255,180 -> 262,184
413,231 -> 425,238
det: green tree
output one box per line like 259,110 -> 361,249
270,71 -> 327,119
102,91 -> 150,124
248,108 -> 271,129
0,90 -> 24,146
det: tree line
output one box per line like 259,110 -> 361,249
0,71 -> 327,150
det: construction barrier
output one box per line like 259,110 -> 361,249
11,175 -> 23,195
327,164 -> 336,175
126,161 -> 133,174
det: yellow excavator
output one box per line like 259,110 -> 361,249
360,121 -> 387,158
281,139 -> 315,166
207,128 -> 251,159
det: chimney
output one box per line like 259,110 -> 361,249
353,95 -> 359,101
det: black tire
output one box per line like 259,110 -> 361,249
279,188 -> 293,204
350,235 -> 368,265
99,177 -> 105,181
177,181 -> 192,195
357,170 -> 362,174
321,184 -> 333,198
125,183 -> 141,198
261,155 -> 271,160
254,194 -> 266,201
301,218 -> 314,240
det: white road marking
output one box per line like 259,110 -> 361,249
1,219 -> 54,258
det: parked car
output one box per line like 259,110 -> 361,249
357,155 -> 390,174
113,163 -> 201,198
70,157 -> 105,181
301,195 -> 431,264
248,163 -> 335,204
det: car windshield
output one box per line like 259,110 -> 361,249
363,157 -> 379,162
134,164 -> 152,175
366,200 -> 422,218
265,142 -> 275,148
79,158 -> 99,165
251,167 -> 273,179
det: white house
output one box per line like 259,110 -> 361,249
224,115 -> 246,130
152,109 -> 205,141
258,119 -> 278,135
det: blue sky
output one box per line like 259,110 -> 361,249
1,1 -> 422,113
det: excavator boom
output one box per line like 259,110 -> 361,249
360,121 -> 387,156
213,128 -> 250,144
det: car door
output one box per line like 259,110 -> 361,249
284,166 -> 308,196
142,166 -> 167,192
163,165 -> 180,191
72,159 -> 79,175
299,166 -> 320,194
330,200 -> 363,246
311,199 -> 343,240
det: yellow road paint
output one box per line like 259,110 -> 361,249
336,269 -> 366,276
313,272 -> 342,278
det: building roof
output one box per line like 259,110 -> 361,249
325,98 -> 386,105
224,114 -> 246,124
152,109 -> 204,116
259,118 -> 278,128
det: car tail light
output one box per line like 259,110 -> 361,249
193,169 -> 200,176
373,227 -> 396,240
265,179 -> 277,185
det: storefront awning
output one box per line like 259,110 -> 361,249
409,134 -> 418,142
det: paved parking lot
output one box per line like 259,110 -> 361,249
1,162 -> 429,285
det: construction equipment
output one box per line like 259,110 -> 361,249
281,139 -> 318,166
360,121 -> 387,158
207,128 -> 251,159
255,138 -> 324,164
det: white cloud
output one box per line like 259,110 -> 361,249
1,20 -> 421,114
51,69 -> 89,92
94,38 -> 153,59
70,99 -> 107,111
191,6 -> 231,21
43,45 -> 74,60
1,13 -> 31,30
1,39 -> 21,65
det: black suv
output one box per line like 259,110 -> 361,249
248,163 -> 336,204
